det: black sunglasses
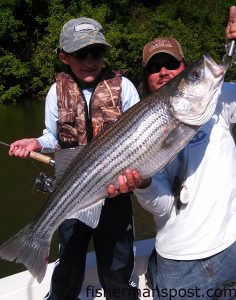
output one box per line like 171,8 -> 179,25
70,46 -> 106,60
146,58 -> 182,74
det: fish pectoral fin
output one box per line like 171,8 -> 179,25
161,124 -> 198,148
54,147 -> 84,185
69,199 -> 104,228
161,126 -> 181,148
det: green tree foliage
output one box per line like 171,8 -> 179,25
0,0 -> 234,103
0,0 -> 49,103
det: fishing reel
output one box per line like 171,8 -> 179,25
34,172 -> 54,193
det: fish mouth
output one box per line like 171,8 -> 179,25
192,55 -> 226,125
204,54 -> 228,78
171,54 -> 226,126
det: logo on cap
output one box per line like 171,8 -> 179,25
74,23 -> 98,32
149,39 -> 173,52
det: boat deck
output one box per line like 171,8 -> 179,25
0,238 -> 154,300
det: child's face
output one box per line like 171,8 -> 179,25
60,45 -> 106,86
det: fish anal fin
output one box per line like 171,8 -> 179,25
68,200 -> 104,229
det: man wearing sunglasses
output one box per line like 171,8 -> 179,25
108,6 -> 236,300
9,17 -> 140,300
138,37 -> 185,97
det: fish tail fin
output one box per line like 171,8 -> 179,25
0,223 -> 50,283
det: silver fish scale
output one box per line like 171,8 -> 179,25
35,98 -> 177,234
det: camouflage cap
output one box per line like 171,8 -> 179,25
59,17 -> 111,53
142,37 -> 185,67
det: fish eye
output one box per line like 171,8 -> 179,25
189,70 -> 202,82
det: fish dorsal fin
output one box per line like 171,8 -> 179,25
54,147 -> 84,184
68,200 -> 104,228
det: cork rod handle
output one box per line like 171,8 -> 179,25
29,151 -> 55,166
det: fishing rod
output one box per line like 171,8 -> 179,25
0,141 -> 55,166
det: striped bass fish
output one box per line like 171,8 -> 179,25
0,55 -> 227,282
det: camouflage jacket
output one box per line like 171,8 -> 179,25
56,71 -> 122,147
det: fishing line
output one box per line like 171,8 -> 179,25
0,141 -> 10,147
0,140 -> 42,173
0,139 -> 54,193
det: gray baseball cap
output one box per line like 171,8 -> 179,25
59,17 -> 111,53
